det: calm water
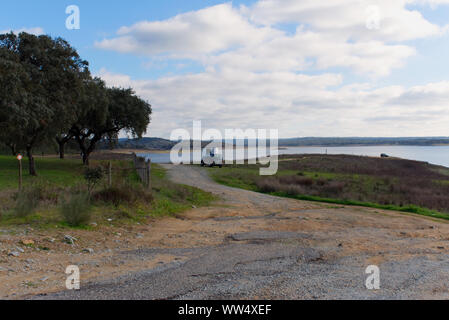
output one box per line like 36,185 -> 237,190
139,145 -> 449,168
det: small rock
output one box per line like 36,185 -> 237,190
192,205 -> 197,209
46,238 -> 56,243
82,248 -> 94,254
21,240 -> 34,246
8,251 -> 20,257
40,276 -> 49,282
338,243 -> 343,248
437,246 -> 445,250
107,219 -> 113,222
90,222 -> 98,227
25,259 -> 34,264
136,233 -> 144,239
64,235 -> 77,245
16,247 -> 25,253
0,266 -> 7,272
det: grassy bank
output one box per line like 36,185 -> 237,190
0,155 -> 216,228
209,155 -> 449,221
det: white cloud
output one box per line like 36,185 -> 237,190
246,0 -> 443,41
0,27 -> 44,35
94,1 -> 449,137
96,3 -> 279,56
98,68 -> 449,138
206,29 -> 416,76
94,0 -> 448,77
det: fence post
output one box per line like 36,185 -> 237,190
18,157 -> 22,192
108,161 -> 112,187
146,159 -> 151,191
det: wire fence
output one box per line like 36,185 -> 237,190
133,153 -> 152,191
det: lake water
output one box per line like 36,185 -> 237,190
138,145 -> 449,168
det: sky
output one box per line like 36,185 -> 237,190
2,0 -> 449,138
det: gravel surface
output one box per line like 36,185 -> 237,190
32,165 -> 449,300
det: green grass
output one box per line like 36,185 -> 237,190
209,164 -> 449,221
0,156 -> 216,228
271,192 -> 449,220
150,164 -> 217,217
0,155 -> 85,190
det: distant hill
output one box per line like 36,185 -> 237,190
114,137 -> 177,150
102,136 -> 449,151
277,137 -> 449,147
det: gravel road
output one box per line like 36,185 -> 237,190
33,165 -> 449,300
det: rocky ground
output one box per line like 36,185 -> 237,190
1,164 -> 449,299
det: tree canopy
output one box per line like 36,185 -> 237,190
0,32 -> 152,174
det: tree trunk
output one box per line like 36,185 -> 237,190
26,146 -> 37,176
9,143 -> 17,156
82,152 -> 89,166
58,141 -> 65,159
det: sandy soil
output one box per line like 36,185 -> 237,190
1,165 -> 449,299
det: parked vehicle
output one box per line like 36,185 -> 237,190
201,148 -> 223,168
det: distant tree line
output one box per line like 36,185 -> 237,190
0,32 -> 152,175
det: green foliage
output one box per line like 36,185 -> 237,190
14,189 -> 40,218
0,32 -> 152,170
60,193 -> 92,227
0,158 -> 216,228
70,81 -> 152,165
13,180 -> 59,217
0,32 -> 90,175
93,184 -> 153,207
209,156 -> 449,221
84,167 -> 104,194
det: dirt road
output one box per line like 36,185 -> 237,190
33,165 -> 449,299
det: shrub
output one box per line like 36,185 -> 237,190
255,177 -> 280,193
321,181 -> 346,196
94,186 -> 134,207
14,188 -> 41,218
60,193 -> 92,227
93,184 -> 153,207
279,176 -> 313,186
283,184 -> 305,196
84,167 -> 104,195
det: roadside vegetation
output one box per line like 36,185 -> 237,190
210,154 -> 449,220
0,155 -> 216,228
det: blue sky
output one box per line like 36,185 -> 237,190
0,1 -> 258,79
2,1 -> 449,138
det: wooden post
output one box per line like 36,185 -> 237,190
108,161 -> 112,187
146,159 -> 151,191
18,157 -> 22,192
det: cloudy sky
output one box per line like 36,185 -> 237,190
2,0 -> 449,138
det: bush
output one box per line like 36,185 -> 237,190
14,188 -> 41,218
84,167 -> 104,195
93,184 -> 153,207
60,193 -> 92,227
94,186 -> 134,207
255,178 -> 281,193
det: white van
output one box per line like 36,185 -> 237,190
201,147 -> 223,168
